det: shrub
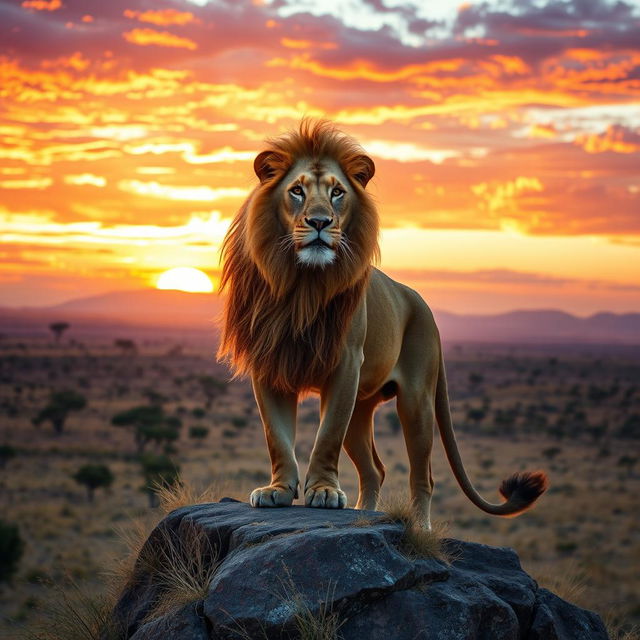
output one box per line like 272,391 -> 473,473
198,375 -> 227,409
466,407 -> 486,426
140,453 -> 180,507
189,426 -> 209,440
556,540 -> 578,554
0,518 -> 24,583
542,446 -> 562,460
468,372 -> 484,387
619,414 -> 640,439
0,443 -> 17,469
72,464 -> 114,502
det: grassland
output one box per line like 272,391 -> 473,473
0,331 -> 638,637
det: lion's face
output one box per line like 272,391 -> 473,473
233,122 -> 378,306
278,157 -> 353,268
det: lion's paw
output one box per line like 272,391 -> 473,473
304,485 -> 347,509
250,484 -> 296,508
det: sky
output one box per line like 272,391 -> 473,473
0,0 -> 639,315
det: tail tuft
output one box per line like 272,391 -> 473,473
499,471 -> 548,509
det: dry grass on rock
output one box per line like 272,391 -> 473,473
376,493 -> 451,564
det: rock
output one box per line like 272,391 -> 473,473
129,602 -> 209,640
107,501 -> 609,640
529,588 -> 611,640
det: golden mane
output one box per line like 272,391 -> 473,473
217,120 -> 379,393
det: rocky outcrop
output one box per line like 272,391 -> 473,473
108,500 -> 609,640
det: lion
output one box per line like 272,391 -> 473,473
218,120 -> 547,527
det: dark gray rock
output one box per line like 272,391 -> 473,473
107,501 -> 609,640
205,524 -> 448,638
529,588 -> 609,640
129,602 -> 209,640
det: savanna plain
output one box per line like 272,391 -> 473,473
0,327 -> 638,638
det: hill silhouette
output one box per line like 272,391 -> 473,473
0,289 -> 638,343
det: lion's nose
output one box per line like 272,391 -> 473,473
305,216 -> 332,231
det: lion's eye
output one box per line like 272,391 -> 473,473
331,187 -> 344,198
290,186 -> 304,197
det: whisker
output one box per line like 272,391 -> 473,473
278,234 -> 295,250
338,236 -> 356,266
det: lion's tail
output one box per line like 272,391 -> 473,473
434,350 -> 548,516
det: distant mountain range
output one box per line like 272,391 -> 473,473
1,289 -> 638,344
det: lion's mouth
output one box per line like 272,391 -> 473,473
306,237 -> 330,248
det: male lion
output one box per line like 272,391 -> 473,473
218,120 -> 547,527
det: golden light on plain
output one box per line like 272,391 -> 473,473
156,267 -> 214,293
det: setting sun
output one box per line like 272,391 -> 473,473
156,267 -> 214,293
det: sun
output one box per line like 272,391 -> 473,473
156,267 -> 214,293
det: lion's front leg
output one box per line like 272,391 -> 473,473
304,351 -> 362,509
250,379 -> 299,508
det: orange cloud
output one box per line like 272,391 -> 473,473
268,54 -> 467,82
280,38 -> 337,50
480,55 -> 530,76
515,28 -> 589,37
122,28 -> 198,50
472,177 -> 544,228
123,9 -> 200,26
41,52 -> 91,72
528,123 -> 557,139
575,126 -> 640,154
542,49 -> 640,94
21,0 -> 61,10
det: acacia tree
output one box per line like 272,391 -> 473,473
49,322 -> 70,343
33,390 -> 87,435
72,464 -> 114,502
114,338 -> 137,356
112,405 -> 181,453
140,453 -> 180,507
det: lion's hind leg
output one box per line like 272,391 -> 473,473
396,388 -> 435,529
343,397 -> 386,511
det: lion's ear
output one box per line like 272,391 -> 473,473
350,155 -> 375,188
254,151 -> 282,183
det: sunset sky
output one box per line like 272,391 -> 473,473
1,0 -> 639,315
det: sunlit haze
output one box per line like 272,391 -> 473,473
1,0 -> 639,315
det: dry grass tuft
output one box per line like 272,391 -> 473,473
533,562 -> 586,606
23,580 -> 123,640
605,616 -> 640,640
153,479 -> 232,515
138,520 -> 220,621
25,501 -> 222,638
109,516 -> 157,596
378,493 -> 451,564
287,579 -> 344,640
